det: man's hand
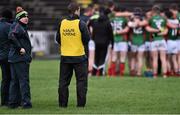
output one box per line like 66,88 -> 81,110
20,48 -> 26,55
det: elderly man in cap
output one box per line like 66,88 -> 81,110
8,6 -> 32,109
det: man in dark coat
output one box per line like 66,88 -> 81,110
8,6 -> 32,109
0,9 -> 13,106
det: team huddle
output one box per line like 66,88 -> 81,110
85,3 -> 180,78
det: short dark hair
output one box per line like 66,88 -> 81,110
152,4 -> 161,14
107,0 -> 114,8
169,3 -> 178,11
133,7 -> 143,17
114,5 -> 126,12
67,2 -> 80,14
1,9 -> 13,19
165,10 -> 173,18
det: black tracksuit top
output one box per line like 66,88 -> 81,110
89,15 -> 114,47
8,20 -> 32,63
0,18 -> 12,60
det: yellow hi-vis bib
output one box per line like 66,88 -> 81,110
60,19 -> 85,56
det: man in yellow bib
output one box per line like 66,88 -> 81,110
56,2 -> 90,107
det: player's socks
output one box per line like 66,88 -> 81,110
108,67 -> 112,76
96,69 -> 100,76
130,70 -> 136,76
153,73 -> 157,79
120,63 -> 125,76
109,62 -> 116,76
92,68 -> 97,76
170,71 -> 174,76
166,71 -> 171,76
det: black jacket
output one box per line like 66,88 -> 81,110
0,18 -> 12,60
56,14 -> 90,63
89,15 -> 114,47
8,20 -> 32,63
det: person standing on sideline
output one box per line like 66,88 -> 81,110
0,9 -> 13,106
56,2 -> 90,107
8,6 -> 32,109
89,6 -> 114,76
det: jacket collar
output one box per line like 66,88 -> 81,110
67,14 -> 79,20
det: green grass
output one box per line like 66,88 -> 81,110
0,60 -> 180,114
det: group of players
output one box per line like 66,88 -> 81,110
83,2 -> 180,78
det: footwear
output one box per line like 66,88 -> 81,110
8,105 -> 19,109
163,75 -> 167,78
59,103 -> 67,108
96,69 -> 100,76
130,70 -> 136,76
88,70 -> 92,77
136,74 -> 142,77
153,73 -> 158,79
92,68 -> 97,76
22,105 -> 32,109
144,71 -> 153,78
1,103 -> 8,107
177,71 -> 180,77
59,106 -> 67,108
163,72 -> 168,78
77,105 -> 85,108
77,104 -> 85,107
169,71 -> 174,76
153,76 -> 157,79
22,103 -> 32,109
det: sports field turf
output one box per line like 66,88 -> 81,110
0,60 -> 180,114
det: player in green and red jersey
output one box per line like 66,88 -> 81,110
128,7 -> 148,76
169,4 -> 180,76
165,9 -> 179,76
146,5 -> 168,78
108,5 -> 129,77
144,10 -> 153,77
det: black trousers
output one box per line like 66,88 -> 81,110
9,62 -> 31,107
92,45 -> 108,75
58,61 -> 88,107
0,59 -> 11,106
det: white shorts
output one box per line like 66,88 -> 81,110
177,39 -> 180,51
145,42 -> 151,51
167,40 -> 178,54
131,44 -> 145,52
113,42 -> 128,52
88,40 -> 95,51
151,39 -> 167,51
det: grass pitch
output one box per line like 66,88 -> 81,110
0,60 -> 180,114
